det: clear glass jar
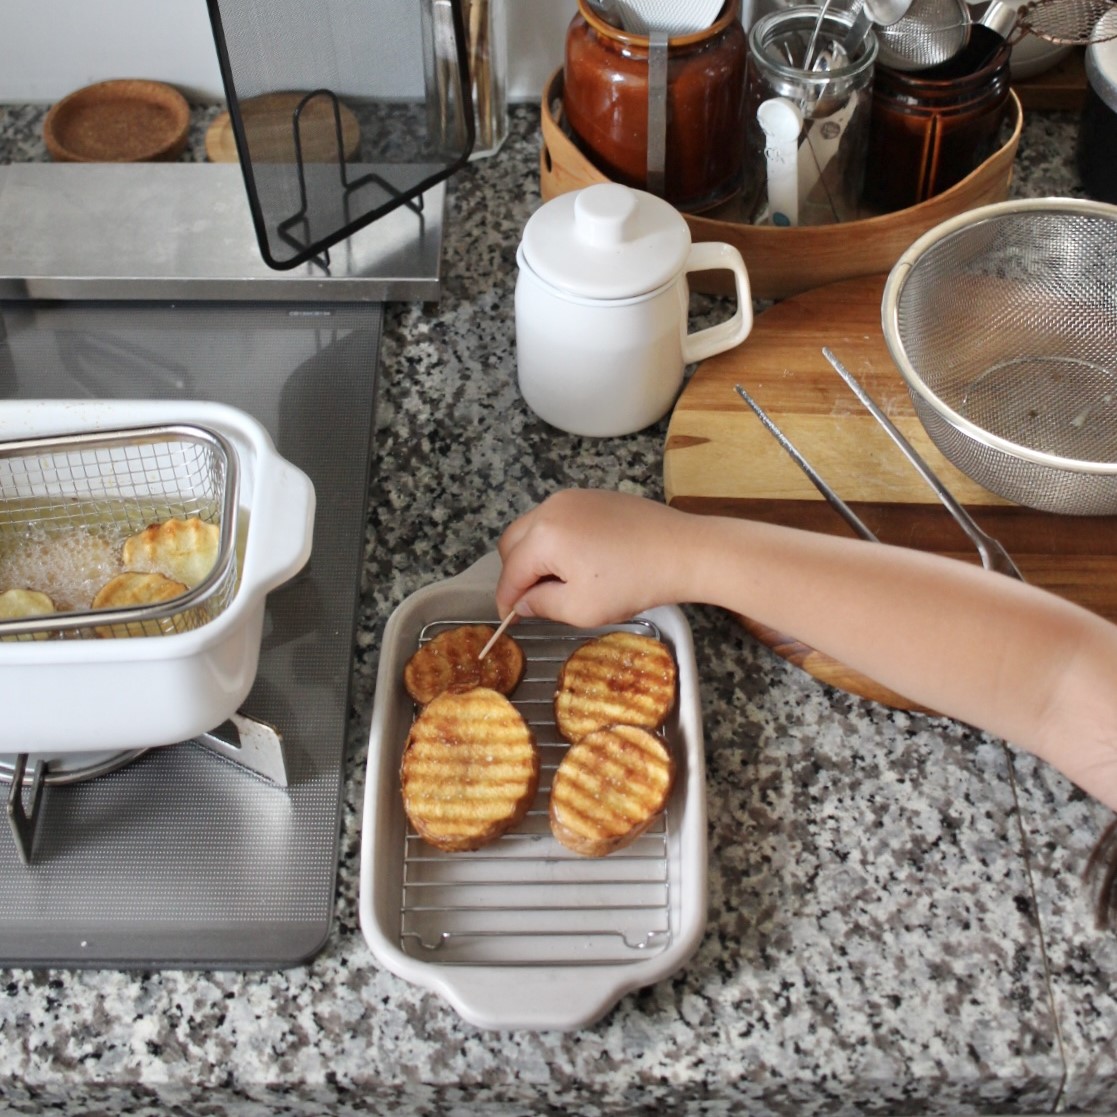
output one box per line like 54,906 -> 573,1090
743,6 -> 877,226
421,0 -> 508,160
462,0 -> 508,158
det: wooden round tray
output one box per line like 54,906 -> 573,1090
541,68 -> 1023,301
205,92 -> 362,165
43,79 -> 190,163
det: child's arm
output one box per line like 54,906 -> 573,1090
496,488 -> 1117,815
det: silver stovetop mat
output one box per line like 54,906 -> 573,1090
0,297 -> 381,967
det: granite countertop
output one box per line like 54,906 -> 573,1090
1,96 -> 1115,1116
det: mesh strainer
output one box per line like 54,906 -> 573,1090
875,0 -> 972,70
881,198 -> 1117,515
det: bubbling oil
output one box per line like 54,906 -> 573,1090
0,521 -> 127,613
0,499 -> 221,619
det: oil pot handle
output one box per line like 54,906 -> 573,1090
243,452 -> 316,595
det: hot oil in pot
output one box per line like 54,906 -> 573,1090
0,499 -> 226,618
0,521 -> 122,612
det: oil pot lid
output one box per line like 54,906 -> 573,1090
519,184 -> 691,300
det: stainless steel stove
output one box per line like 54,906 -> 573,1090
0,163 -> 445,968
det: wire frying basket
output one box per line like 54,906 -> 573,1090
0,424 -> 239,639
882,198 -> 1117,515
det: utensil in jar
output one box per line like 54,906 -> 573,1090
804,0 -> 836,69
970,0 -> 1117,73
822,348 -> 1024,580
982,0 -> 1117,46
874,0 -> 972,69
842,0 -> 916,57
757,98 -> 804,226
615,0 -> 725,34
585,0 -> 628,29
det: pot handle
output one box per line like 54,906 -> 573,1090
681,240 -> 753,365
242,450 -> 317,594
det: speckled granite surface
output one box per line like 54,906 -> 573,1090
0,93 -> 1114,1116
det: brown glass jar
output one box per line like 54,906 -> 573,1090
563,0 -> 747,212
863,26 -> 1011,213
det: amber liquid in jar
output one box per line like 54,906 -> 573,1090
863,26 -> 1011,213
562,0 -> 748,212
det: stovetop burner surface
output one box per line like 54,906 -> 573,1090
0,297 -> 380,968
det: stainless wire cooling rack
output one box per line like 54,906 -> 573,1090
399,618 -> 674,967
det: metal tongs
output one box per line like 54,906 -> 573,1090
734,347 -> 1024,581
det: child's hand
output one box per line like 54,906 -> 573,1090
495,489 -> 690,628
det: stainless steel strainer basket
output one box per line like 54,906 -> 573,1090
0,424 -> 239,640
882,198 -> 1117,515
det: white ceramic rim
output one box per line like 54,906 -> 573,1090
881,196 -> 1117,476
0,399 -> 313,665
516,245 -> 677,307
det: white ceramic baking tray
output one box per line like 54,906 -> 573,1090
359,551 -> 707,1031
0,399 -> 314,753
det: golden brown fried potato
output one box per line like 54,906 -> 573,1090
554,631 -> 677,743
549,724 -> 675,857
403,623 -> 524,705
121,516 -> 220,589
0,587 -> 56,641
91,571 -> 188,638
400,687 -> 540,852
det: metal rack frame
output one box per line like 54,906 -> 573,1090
398,619 -> 677,968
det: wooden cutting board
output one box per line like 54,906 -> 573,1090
664,272 -> 1117,710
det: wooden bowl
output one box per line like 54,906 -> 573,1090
43,79 -> 190,163
540,68 -> 1023,301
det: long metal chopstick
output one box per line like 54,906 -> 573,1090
734,383 -> 877,542
821,347 -> 1024,581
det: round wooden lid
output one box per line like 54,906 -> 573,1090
204,92 -> 361,164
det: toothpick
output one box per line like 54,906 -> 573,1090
478,610 -> 516,660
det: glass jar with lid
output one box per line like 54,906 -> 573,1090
742,6 -> 877,226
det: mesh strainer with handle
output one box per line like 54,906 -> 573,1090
881,198 -> 1117,516
983,0 -> 1117,45
875,0 -> 972,69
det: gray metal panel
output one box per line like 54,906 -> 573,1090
0,298 -> 380,968
0,163 -> 444,302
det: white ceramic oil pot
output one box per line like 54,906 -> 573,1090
515,183 -> 753,437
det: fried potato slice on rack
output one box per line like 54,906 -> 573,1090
403,623 -> 524,706
0,587 -> 56,641
122,516 -> 220,589
400,687 -> 540,852
554,631 -> 677,743
91,571 -> 188,638
549,724 -> 675,857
